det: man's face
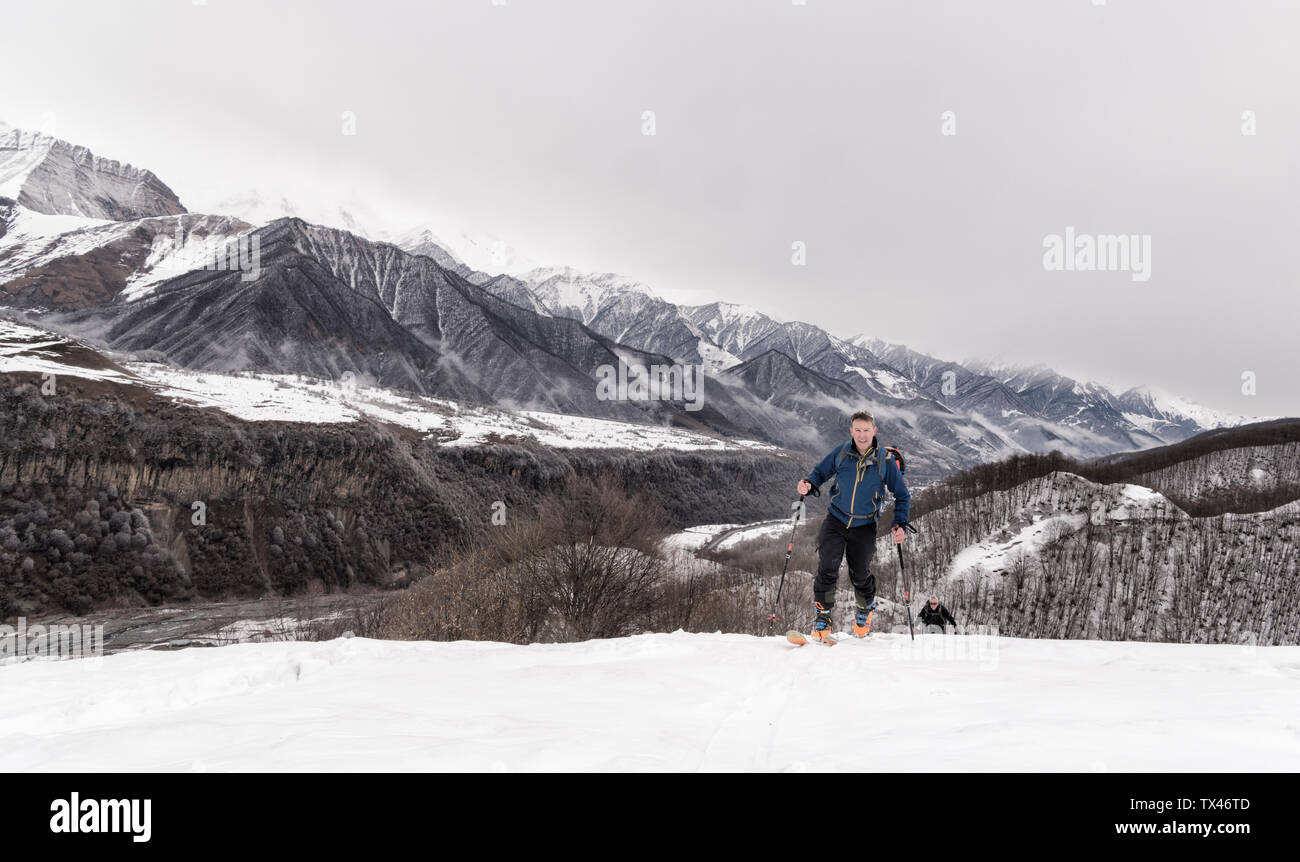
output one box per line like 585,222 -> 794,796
851,420 -> 875,449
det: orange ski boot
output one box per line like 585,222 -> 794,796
852,602 -> 875,638
809,602 -> 837,644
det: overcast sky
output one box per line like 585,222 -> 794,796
3,0 -> 1296,416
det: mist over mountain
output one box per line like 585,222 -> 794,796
0,121 -> 1279,481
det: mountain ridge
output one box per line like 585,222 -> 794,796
0,121 -> 1283,478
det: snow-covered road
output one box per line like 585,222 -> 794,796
2,632 -> 1297,771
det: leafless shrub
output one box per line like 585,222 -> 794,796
298,597 -> 391,641
371,475 -> 671,643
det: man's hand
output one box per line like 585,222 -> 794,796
892,525 -> 906,544
797,479 -> 811,496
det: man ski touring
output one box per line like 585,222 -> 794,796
795,410 -> 910,643
917,596 -> 958,634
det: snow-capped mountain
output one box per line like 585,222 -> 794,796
386,216 -> 543,277
0,316 -> 778,454
479,273 -> 936,413
416,226 -> 541,276
0,313 -> 799,621
198,188 -> 406,246
681,301 -> 785,357
676,306 -> 925,403
37,217 -> 802,448
195,190 -> 543,279
0,200 -> 250,311
864,338 -> 1172,455
1115,385 -> 1258,437
520,266 -> 659,326
391,225 -> 475,276
492,267 -> 743,374
963,356 -> 1263,450
859,336 -> 1023,412
0,123 -> 185,221
0,122 -> 1283,478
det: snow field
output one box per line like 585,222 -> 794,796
0,319 -> 777,452
2,632 -> 1297,772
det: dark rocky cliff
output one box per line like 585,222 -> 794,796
0,370 -> 800,616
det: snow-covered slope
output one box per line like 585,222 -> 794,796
682,301 -> 785,356
2,632 -> 1295,771
941,473 -> 1182,581
967,356 -> 1263,442
391,225 -> 473,274
1129,442 -> 1300,505
0,203 -> 251,309
0,123 -> 185,220
895,463 -> 1300,643
0,206 -> 131,285
946,480 -> 1174,581
1117,385 -> 1263,433
494,267 -> 744,373
117,216 -> 257,302
0,201 -> 111,240
521,266 -> 660,326
0,317 -> 777,453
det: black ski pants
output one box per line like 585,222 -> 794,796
813,514 -> 877,610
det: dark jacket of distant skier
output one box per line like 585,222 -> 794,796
805,437 -> 911,529
917,602 -> 958,631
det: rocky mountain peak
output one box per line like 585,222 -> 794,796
0,122 -> 186,221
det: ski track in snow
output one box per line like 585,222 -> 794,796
2,633 -> 1297,772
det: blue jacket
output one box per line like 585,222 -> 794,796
806,436 -> 910,529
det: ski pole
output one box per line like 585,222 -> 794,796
895,523 -> 919,640
767,487 -> 817,625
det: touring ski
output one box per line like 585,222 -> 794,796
786,630 -> 838,647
